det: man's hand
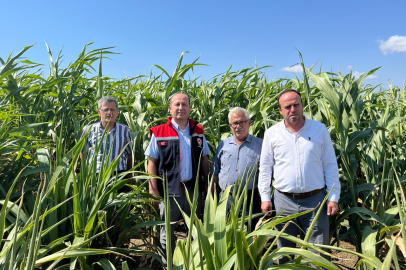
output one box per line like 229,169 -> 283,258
261,201 -> 273,216
150,189 -> 161,209
327,201 -> 339,216
201,155 -> 210,194
126,154 -> 133,184
211,174 -> 219,197
148,157 -> 161,209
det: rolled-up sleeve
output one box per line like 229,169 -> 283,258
258,129 -> 275,202
321,127 -> 340,202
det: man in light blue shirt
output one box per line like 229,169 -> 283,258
145,93 -> 210,261
212,107 -> 263,228
145,118 -> 210,182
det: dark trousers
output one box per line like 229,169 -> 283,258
159,184 -> 201,262
222,187 -> 263,231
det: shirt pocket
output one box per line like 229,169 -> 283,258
245,153 -> 260,176
220,153 -> 232,173
302,138 -> 323,163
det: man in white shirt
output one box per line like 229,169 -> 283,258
258,89 -> 340,264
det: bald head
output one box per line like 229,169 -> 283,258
170,93 -> 190,106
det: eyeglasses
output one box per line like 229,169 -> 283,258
229,120 -> 249,127
100,108 -> 117,113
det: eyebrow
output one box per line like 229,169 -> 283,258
284,102 -> 300,107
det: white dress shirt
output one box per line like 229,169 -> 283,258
258,118 -> 340,203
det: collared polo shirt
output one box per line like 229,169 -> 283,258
82,122 -> 132,172
212,134 -> 262,190
145,119 -> 210,182
258,118 -> 340,203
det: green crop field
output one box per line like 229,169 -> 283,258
0,43 -> 405,269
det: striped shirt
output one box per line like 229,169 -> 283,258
82,122 -> 132,172
212,134 -> 262,190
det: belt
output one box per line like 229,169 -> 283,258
278,188 -> 322,199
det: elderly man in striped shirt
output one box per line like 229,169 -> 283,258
211,107 -> 263,229
80,96 -> 132,176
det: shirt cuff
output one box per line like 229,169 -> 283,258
328,193 -> 339,203
260,193 -> 271,202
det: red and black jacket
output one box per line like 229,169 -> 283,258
150,117 -> 205,197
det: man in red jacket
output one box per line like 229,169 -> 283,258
145,93 -> 210,261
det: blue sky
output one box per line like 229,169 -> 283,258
2,0 -> 405,87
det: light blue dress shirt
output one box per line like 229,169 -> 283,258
212,134 -> 263,190
145,119 -> 210,182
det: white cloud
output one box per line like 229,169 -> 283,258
347,65 -> 353,70
353,71 -> 378,80
280,65 -> 303,73
379,35 -> 406,55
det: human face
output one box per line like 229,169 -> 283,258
229,112 -> 250,141
278,91 -> 303,124
169,94 -> 191,122
97,101 -> 118,127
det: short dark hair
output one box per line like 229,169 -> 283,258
277,89 -> 302,108
169,92 -> 191,106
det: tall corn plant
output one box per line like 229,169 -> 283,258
304,66 -> 405,267
1,44 -> 162,269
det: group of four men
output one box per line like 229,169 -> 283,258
82,90 -> 340,264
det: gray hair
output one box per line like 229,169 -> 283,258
228,107 -> 250,123
97,96 -> 118,110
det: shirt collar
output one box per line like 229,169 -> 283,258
230,134 -> 252,144
283,116 -> 307,133
301,116 -> 308,130
99,121 -> 116,131
171,118 -> 189,132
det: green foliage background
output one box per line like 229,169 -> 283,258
0,44 -> 405,269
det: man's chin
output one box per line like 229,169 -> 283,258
235,134 -> 248,140
287,117 -> 300,123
